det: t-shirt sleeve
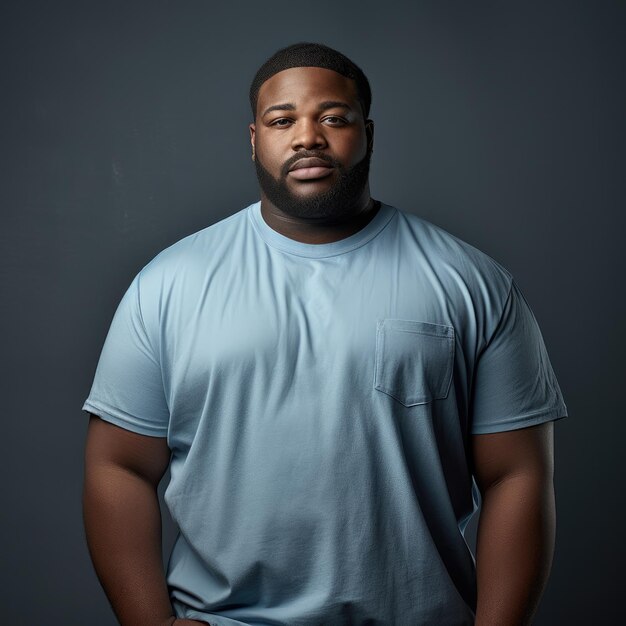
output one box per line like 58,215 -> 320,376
469,278 -> 568,434
81,271 -> 170,437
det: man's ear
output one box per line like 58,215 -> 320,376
249,123 -> 256,160
365,119 -> 374,153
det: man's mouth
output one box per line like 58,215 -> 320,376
288,157 -> 335,180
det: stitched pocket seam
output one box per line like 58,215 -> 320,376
374,319 -> 455,407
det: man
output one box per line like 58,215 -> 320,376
82,42 -> 568,626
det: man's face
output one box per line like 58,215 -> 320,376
249,66 -> 374,221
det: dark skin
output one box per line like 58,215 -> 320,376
249,66 -> 378,243
83,415 -> 206,626
471,421 -> 556,625
83,65 -> 557,626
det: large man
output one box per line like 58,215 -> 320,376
82,42 -> 568,626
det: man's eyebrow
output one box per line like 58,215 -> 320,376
261,101 -> 353,118
317,100 -> 353,112
261,103 -> 296,118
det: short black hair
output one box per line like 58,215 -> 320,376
249,42 -> 372,120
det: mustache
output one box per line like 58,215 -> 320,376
281,152 -> 339,177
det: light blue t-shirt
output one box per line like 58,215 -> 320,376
82,200 -> 568,625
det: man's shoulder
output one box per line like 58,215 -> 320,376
392,205 -> 513,287
138,203 -> 251,280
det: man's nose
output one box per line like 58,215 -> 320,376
291,120 -> 327,151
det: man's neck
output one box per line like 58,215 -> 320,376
259,196 -> 380,245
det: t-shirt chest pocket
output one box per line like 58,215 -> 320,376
374,319 -> 455,407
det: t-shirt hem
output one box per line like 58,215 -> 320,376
470,404 -> 568,434
82,399 -> 169,437
172,598 -> 244,625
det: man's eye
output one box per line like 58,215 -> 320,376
271,119 -> 292,127
324,116 -> 346,125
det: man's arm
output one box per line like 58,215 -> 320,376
470,421 -> 556,626
82,413 -> 207,626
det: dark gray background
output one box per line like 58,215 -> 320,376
1,1 -> 624,624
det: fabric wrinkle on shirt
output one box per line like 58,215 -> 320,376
82,200 -> 568,626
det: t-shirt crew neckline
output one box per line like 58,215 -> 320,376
248,200 -> 397,258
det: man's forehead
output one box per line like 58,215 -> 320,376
257,66 -> 359,109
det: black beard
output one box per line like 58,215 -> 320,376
254,149 -> 372,221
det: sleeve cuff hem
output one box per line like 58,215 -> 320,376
470,405 -> 568,435
82,400 -> 169,438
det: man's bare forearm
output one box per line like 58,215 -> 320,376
474,474 -> 556,626
82,463 -> 176,626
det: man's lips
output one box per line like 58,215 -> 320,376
288,157 -> 335,180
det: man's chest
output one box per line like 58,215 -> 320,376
160,261 -> 465,418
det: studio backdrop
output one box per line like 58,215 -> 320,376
1,1 -> 623,624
